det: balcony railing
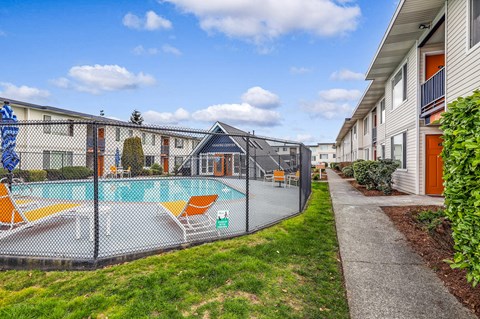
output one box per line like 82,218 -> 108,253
421,67 -> 445,118
161,145 -> 169,155
86,137 -> 105,151
372,127 -> 377,144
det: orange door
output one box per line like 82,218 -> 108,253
163,157 -> 169,173
97,155 -> 104,177
214,154 -> 224,176
98,127 -> 105,139
426,135 -> 444,195
425,54 -> 445,80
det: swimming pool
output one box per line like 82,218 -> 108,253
13,178 -> 245,203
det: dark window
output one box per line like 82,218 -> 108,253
115,128 -> 121,141
391,132 -> 407,169
43,115 -> 51,134
471,0 -> 480,47
145,155 -> 155,167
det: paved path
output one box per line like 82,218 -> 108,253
327,169 -> 475,319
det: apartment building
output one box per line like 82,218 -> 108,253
2,98 -> 198,175
308,143 -> 336,165
335,0 -> 480,195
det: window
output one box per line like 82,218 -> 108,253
145,155 -> 155,167
392,64 -> 407,108
380,99 -> 385,124
128,130 -> 133,137
115,128 -> 121,141
391,132 -> 407,169
319,145 -> 329,151
471,0 -> 480,47
312,156 -> 316,161
333,154 -> 336,158
353,124 -> 357,139
381,143 -> 386,159
68,120 -> 74,137
363,117 -> 369,135
43,151 -> 73,169
320,154 -> 328,160
175,138 -> 184,149
234,154 -> 240,174
43,115 -> 51,134
283,147 -> 288,152
364,148 -> 369,160
152,134 -> 156,146
142,133 -> 146,145
174,156 -> 184,167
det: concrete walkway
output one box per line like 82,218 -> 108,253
327,169 -> 475,319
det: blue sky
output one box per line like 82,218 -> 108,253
0,0 -> 396,143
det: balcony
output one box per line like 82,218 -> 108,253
161,145 -> 169,156
372,127 -> 377,144
86,137 -> 105,152
420,67 -> 445,118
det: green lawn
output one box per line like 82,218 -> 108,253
0,183 -> 349,319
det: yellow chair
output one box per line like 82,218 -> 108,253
156,195 -> 219,242
0,184 -> 80,239
287,171 -> 300,187
122,166 -> 131,178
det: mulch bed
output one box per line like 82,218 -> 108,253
334,170 -> 352,179
349,180 -> 408,196
382,205 -> 480,316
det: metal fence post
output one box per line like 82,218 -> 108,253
299,144 -> 303,213
93,123 -> 100,260
246,135 -> 250,233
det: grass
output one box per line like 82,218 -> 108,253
0,183 -> 349,319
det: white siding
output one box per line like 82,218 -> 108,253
447,0 -> 480,102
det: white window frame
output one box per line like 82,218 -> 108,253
364,148 -> 369,160
392,63 -> 408,109
380,99 -> 385,124
469,0 -> 480,50
175,138 -> 184,149
391,132 -> 407,169
320,154 -> 328,160
363,117 -> 369,135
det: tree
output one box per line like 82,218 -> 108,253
130,109 -> 143,125
121,137 -> 144,176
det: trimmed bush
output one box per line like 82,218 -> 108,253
45,169 -> 63,181
341,165 -> 354,178
0,169 -> 46,182
28,170 -> 47,182
150,163 -> 163,175
139,168 -> 153,176
61,166 -> 93,180
353,159 -> 398,194
353,160 -> 375,187
440,89 -> 480,286
122,137 -> 144,177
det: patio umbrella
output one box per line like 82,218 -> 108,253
1,101 -> 20,185
115,147 -> 120,167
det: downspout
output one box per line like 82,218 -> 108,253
444,0 -> 449,109
415,40 -> 421,195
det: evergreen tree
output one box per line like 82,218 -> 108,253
130,109 -> 143,125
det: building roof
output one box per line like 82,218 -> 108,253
335,0 -> 445,144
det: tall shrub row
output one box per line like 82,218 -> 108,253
121,137 -> 144,177
440,90 -> 480,286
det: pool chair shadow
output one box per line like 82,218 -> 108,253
0,184 -> 80,240
156,194 -> 219,242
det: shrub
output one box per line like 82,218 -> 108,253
0,169 -> 46,182
416,209 -> 446,232
45,169 -> 63,181
312,173 -> 320,180
122,137 -> 144,177
150,163 -> 163,175
441,89 -> 480,286
353,159 -> 398,194
353,160 -> 375,187
61,166 -> 93,180
28,170 -> 47,182
139,168 -> 153,176
342,165 -> 354,178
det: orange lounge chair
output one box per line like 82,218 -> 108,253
273,170 -> 286,187
287,171 -> 300,187
0,184 -> 80,239
156,194 -> 219,242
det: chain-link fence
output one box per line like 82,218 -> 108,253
0,120 -> 311,269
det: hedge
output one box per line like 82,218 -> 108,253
0,169 -> 46,182
61,166 -> 93,180
122,137 -> 144,177
353,159 -> 398,195
440,90 -> 480,286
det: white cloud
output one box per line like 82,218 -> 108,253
301,101 -> 352,119
0,30 -> 6,37
143,108 -> 190,124
241,86 -> 280,109
162,44 -> 182,56
290,66 -> 312,75
318,88 -> 361,102
52,64 -> 155,94
163,0 -> 361,45
301,88 -> 360,119
295,134 -> 316,143
123,11 -> 172,31
192,103 -> 281,127
0,82 -> 50,102
330,68 -> 364,81
133,45 -> 160,55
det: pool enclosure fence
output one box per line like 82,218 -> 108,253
0,120 -> 312,269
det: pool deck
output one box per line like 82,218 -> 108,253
0,178 -> 300,262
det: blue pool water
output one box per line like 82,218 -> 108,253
13,178 -> 245,202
